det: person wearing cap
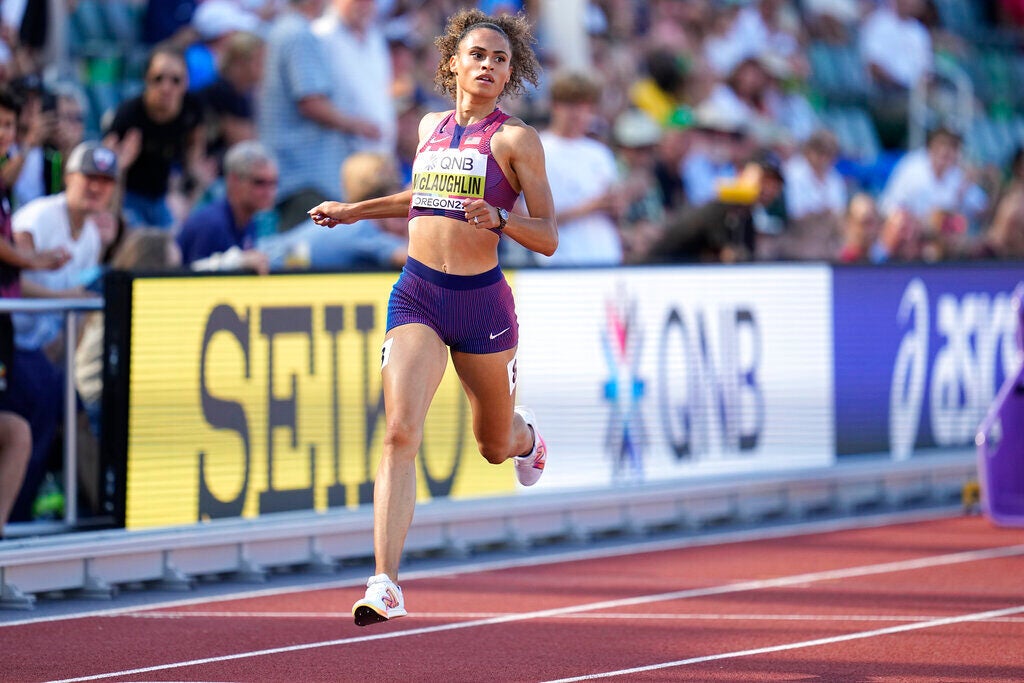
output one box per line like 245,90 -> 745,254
2,141 -> 117,523
645,151 -> 785,264
187,0 -> 263,92
611,109 -> 668,263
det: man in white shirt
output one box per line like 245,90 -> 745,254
858,0 -> 932,148
859,0 -> 932,91
879,127 -> 986,226
779,129 -> 847,260
4,141 -> 116,522
537,72 -> 623,266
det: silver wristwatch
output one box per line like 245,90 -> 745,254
497,207 -> 509,230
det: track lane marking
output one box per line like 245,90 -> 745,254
0,509 -> 965,629
48,542 -> 1024,683
115,610 -> 1024,623
541,604 -> 1024,682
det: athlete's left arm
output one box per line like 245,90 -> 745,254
500,123 -> 558,257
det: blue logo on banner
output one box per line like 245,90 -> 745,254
833,266 -> 1023,457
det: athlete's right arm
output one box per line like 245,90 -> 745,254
308,189 -> 413,227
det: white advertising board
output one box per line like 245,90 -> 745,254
512,265 -> 835,491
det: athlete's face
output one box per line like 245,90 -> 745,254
450,28 -> 512,98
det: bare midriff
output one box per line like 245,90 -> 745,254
407,216 -> 500,274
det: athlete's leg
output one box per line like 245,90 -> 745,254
451,347 -> 534,464
375,323 -> 448,580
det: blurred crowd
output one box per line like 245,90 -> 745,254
2,0 -> 1024,530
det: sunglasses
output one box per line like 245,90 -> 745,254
247,176 -> 278,188
147,73 -> 184,86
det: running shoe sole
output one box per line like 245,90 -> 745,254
353,604 -> 391,627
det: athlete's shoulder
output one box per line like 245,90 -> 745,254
417,110 -> 451,138
494,114 -> 539,142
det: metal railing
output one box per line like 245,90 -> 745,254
1,297 -> 104,529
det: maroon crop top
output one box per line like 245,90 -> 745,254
407,108 -> 520,233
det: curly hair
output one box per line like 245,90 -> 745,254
433,8 -> 541,101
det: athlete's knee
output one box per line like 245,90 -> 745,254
382,417 -> 423,457
477,437 -> 511,465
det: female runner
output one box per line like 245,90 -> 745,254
309,7 -> 557,627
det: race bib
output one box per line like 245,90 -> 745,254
410,148 -> 488,212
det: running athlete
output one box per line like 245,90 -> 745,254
308,8 -> 557,627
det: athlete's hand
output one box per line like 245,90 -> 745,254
463,199 -> 495,230
308,201 -> 355,227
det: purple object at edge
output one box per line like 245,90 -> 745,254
976,282 -> 1024,527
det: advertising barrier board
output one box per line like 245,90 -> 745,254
833,265 -> 1023,458
514,264 -> 835,489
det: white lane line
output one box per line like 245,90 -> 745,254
0,508 -> 962,629
117,610 -> 1024,623
48,543 -> 1024,683
540,604 -> 1024,682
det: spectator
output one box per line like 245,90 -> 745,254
199,30 -> 265,174
859,0 -> 932,148
629,48 -> 693,128
682,102 -> 751,207
261,150 -> 407,270
0,78 -> 48,208
313,0 -> 394,165
12,82 -> 88,208
971,147 -> 1024,259
258,0 -> 378,232
860,0 -> 932,92
651,123 -> 690,213
6,141 -> 116,522
701,55 -> 774,135
0,410 -> 30,539
703,1 -> 758,78
186,0 -> 262,92
803,0 -> 863,44
0,84 -> 71,403
778,129 -> 846,260
176,140 -> 273,273
645,152 -> 785,264
878,126 -> 987,233
837,192 -> 883,263
734,0 -> 809,78
104,43 -> 210,230
611,108 -> 667,263
537,71 -> 624,267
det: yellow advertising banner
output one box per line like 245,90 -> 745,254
123,273 -> 516,529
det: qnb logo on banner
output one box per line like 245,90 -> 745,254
890,278 -> 1023,460
597,279 -> 775,486
656,305 -> 764,461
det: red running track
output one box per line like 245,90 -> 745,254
2,514 -> 1023,682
